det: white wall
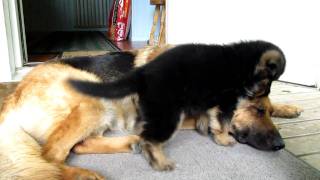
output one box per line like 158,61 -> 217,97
167,0 -> 320,86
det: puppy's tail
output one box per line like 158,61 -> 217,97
69,71 -> 140,99
0,122 -> 62,180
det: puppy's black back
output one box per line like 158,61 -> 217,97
138,41 -> 281,109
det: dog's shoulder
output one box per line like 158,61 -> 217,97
59,52 -> 136,82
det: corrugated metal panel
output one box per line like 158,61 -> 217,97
23,0 -> 112,31
75,0 -> 109,28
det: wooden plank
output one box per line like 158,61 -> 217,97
150,0 -> 165,5
158,5 -> 166,46
271,89 -> 319,96
274,118 -> 320,126
272,81 -> 316,88
271,86 -> 317,95
299,153 -> 320,170
278,120 -> 320,138
271,82 -> 318,92
284,134 -> 320,156
148,5 -> 160,45
270,93 -> 320,102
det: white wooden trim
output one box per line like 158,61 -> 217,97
13,66 -> 33,81
0,0 -> 14,82
0,0 -> 26,82
8,0 -> 25,68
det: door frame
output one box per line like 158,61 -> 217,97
0,0 -> 28,82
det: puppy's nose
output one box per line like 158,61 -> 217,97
272,138 -> 285,151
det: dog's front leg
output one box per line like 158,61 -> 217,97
61,165 -> 105,180
207,107 -> 236,146
73,135 -> 141,154
271,103 -> 303,118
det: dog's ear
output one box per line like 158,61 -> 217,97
257,50 -> 286,80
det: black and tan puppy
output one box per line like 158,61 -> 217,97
70,41 -> 286,171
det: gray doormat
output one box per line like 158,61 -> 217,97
68,131 -> 320,180
28,31 -> 118,54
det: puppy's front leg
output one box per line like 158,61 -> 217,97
140,140 -> 175,171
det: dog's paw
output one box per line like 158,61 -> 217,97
62,167 -> 105,180
213,133 -> 236,146
286,105 -> 303,118
150,159 -> 176,171
75,171 -> 105,180
272,104 -> 303,118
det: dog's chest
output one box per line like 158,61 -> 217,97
98,96 -> 137,133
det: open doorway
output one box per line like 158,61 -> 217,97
18,0 -> 119,64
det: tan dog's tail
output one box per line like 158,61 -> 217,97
0,122 -> 61,180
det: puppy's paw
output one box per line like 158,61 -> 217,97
272,104 -> 303,118
150,159 -> 175,171
213,133 -> 236,146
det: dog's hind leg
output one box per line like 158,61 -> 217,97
73,135 -> 141,154
42,101 -> 104,163
42,102 -> 106,179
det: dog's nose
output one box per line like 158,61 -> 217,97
272,139 -> 285,151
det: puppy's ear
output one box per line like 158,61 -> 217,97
259,50 -> 286,80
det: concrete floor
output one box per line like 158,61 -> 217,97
0,81 -> 319,171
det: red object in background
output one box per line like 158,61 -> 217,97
108,0 -> 131,41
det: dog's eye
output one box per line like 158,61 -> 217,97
256,107 -> 266,115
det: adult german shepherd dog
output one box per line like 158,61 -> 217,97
70,41 -> 291,171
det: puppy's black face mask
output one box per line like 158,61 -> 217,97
244,49 -> 286,98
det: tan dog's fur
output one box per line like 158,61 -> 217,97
0,45 -> 302,179
0,63 -> 139,179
